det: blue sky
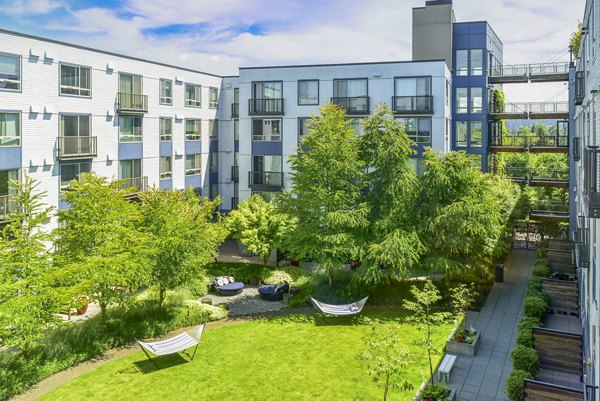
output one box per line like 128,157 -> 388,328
0,0 -> 585,100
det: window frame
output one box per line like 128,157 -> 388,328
60,161 -> 92,189
470,49 -> 484,76
470,87 -> 483,114
159,156 -> 172,180
118,115 -> 143,143
456,121 -> 468,147
59,62 -> 92,98
185,154 -> 201,176
298,117 -> 311,142
455,50 -> 469,77
159,117 -> 173,142
252,118 -> 282,141
396,117 -> 432,144
209,119 -> 218,140
333,78 -> 369,98
0,111 -> 21,147
185,84 -> 202,107
209,87 -> 219,109
297,80 -> 319,106
209,152 -> 219,173
0,52 -> 22,92
159,79 -> 173,105
60,113 -> 91,138
469,121 -> 483,147
185,119 -> 201,141
456,88 -> 468,114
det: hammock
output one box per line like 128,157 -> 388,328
310,297 -> 368,317
137,324 -> 204,368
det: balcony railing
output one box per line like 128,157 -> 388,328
489,62 -> 569,79
504,167 -> 569,181
119,176 -> 148,193
489,101 -> 569,118
529,62 -> 569,76
248,171 -> 284,189
490,135 -> 568,148
248,99 -> 284,115
116,92 -> 148,113
231,165 -> 239,183
331,96 -> 370,115
231,103 -> 239,118
56,136 -> 98,159
392,96 -> 433,114
530,199 -> 569,213
0,195 -> 16,219
584,147 -> 600,218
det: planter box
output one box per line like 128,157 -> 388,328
446,329 -> 481,357
415,386 -> 456,401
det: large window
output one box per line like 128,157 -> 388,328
253,119 -> 281,141
0,112 -> 20,146
159,156 -> 172,179
396,118 -> 432,144
234,119 -> 239,141
60,64 -> 91,96
252,155 -> 282,187
456,50 -> 468,76
61,114 -> 90,137
456,121 -> 468,147
119,116 -> 142,142
456,88 -> 468,114
408,158 -> 426,176
160,79 -> 172,105
470,121 -> 483,147
209,119 -> 218,140
60,162 -> 91,189
209,152 -> 219,173
0,53 -> 21,91
119,159 -> 142,181
119,73 -> 142,95
470,88 -> 483,113
252,191 -> 278,203
185,119 -> 201,141
298,80 -> 319,105
185,154 -> 201,175
209,87 -> 219,109
251,81 -> 283,114
185,84 -> 202,107
348,117 -> 365,135
470,49 -> 483,76
160,117 -> 172,141
334,79 -> 367,97
298,117 -> 311,141
209,183 -> 219,200
394,77 -> 432,112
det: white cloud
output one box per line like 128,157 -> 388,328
0,0 -> 64,15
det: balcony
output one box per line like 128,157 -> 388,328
392,96 -> 433,114
529,199 -> 569,223
248,171 -> 284,190
0,194 -> 16,220
56,136 -> 98,160
504,167 -> 569,187
584,147 -> 600,218
489,101 -> 568,120
119,176 -> 148,193
116,92 -> 148,114
489,62 -> 569,83
331,96 -> 370,115
489,64 -> 529,83
231,165 -> 239,183
248,99 -> 284,116
231,103 -> 239,118
489,135 -> 568,153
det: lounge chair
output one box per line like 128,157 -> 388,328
137,324 -> 204,369
213,276 -> 244,296
310,296 -> 368,320
258,281 -> 289,301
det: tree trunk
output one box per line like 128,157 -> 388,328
383,373 -> 390,401
263,253 -> 269,267
100,302 -> 108,326
159,287 -> 166,309
328,268 -> 334,287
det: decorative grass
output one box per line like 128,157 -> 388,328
41,311 -> 453,401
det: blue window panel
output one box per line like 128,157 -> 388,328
234,140 -> 239,152
159,179 -> 172,190
252,141 -> 283,155
469,34 -> 487,48
453,35 -> 470,49
0,147 -> 21,169
118,143 -> 143,159
159,141 -> 172,157
185,141 -> 201,154
453,23 -> 470,35
185,175 -> 202,189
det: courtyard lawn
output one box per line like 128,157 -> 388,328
40,311 -> 453,401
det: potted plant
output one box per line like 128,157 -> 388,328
446,284 -> 480,356
421,382 -> 455,401
76,295 -> 90,315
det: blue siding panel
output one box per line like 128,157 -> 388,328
185,140 -> 201,154
159,179 -> 172,190
252,141 -> 283,155
159,141 -> 173,157
209,171 -> 218,184
185,175 -> 202,189
0,147 -> 21,169
209,140 -> 219,152
118,143 -> 143,159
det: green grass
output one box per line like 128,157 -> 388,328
41,311 -> 453,401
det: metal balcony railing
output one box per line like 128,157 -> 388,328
231,165 -> 239,183
331,96 -> 370,115
119,176 -> 148,192
504,167 -> 569,181
57,136 -> 98,159
529,62 -> 569,76
248,171 -> 284,189
248,99 -> 284,115
231,103 -> 239,118
490,64 -> 529,78
489,135 -> 568,148
530,199 -> 569,212
117,92 -> 148,113
489,62 -> 569,78
392,96 -> 433,114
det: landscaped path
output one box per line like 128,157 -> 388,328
445,249 -> 535,401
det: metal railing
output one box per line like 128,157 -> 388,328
248,171 -> 284,188
56,136 -> 98,159
231,103 -> 239,118
504,167 -> 569,181
116,92 -> 148,113
331,96 -> 370,115
530,199 -> 569,212
119,176 -> 148,192
231,165 -> 239,183
490,135 -> 568,148
490,64 -> 528,77
392,96 -> 433,114
248,98 -> 284,115
529,62 -> 569,76
490,62 -> 569,77
490,101 -> 569,115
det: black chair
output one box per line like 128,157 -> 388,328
258,281 -> 289,301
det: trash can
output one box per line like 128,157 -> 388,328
495,264 -> 504,283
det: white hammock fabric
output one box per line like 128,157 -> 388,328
137,324 -> 204,367
310,297 -> 368,316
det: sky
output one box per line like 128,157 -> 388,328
0,0 -> 586,101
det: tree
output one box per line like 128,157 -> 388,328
570,22 -> 582,56
403,280 -> 450,384
278,103 -> 370,286
226,194 -> 292,266
359,320 -> 413,401
54,173 -> 153,324
0,175 -> 59,351
358,104 -> 424,283
450,283 -> 475,332
141,189 -> 228,308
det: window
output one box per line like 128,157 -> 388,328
209,152 -> 219,173
470,49 -> 483,76
209,119 -> 218,140
394,77 -> 432,112
60,114 -> 91,156
252,155 -> 282,186
60,64 -> 91,96
456,121 -> 467,147
60,162 -> 91,189
470,121 -> 483,147
185,154 -> 201,175
209,183 -> 219,200
334,79 -> 367,97
298,117 -> 311,141
251,81 -> 283,114
298,80 -> 319,105
160,79 -> 172,105
209,87 -> 219,109
253,119 -> 281,141
456,88 -> 468,114
396,118 -> 432,144
159,156 -> 172,179
119,74 -> 142,95
0,53 -> 21,91
234,119 -> 239,141
408,158 -> 426,176
160,117 -> 172,141
185,119 -> 201,141
119,159 -> 143,191
119,116 -> 142,142
0,112 -> 20,146
456,50 -> 468,76
470,88 -> 483,113
349,117 -> 364,135
185,84 -> 202,107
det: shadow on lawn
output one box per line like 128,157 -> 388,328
133,353 -> 190,374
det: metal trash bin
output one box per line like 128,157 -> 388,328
495,264 -> 504,283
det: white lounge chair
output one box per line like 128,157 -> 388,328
310,297 -> 368,321
137,324 -> 204,369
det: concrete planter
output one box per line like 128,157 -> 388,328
414,385 -> 456,401
446,328 -> 481,357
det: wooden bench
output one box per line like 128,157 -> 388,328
438,354 -> 457,383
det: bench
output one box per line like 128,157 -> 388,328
438,354 -> 457,383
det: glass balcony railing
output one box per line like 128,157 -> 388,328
56,136 -> 98,159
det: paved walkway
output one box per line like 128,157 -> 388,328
203,286 -> 287,316
445,249 -> 536,401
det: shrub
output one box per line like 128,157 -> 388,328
527,278 -> 542,294
186,274 -> 212,297
532,264 -> 550,278
505,369 -> 533,401
516,317 -> 541,348
523,295 -> 548,320
511,345 -> 539,376
534,258 -> 549,268
186,300 -> 228,321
